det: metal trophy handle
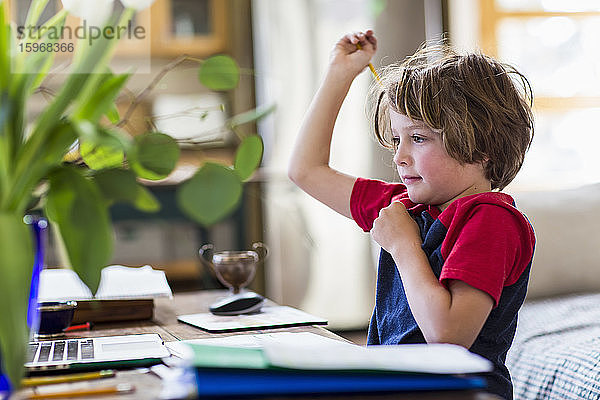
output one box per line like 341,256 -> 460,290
251,242 -> 268,263
198,243 -> 218,276
198,243 -> 215,266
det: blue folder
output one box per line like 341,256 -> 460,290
188,343 -> 487,397
195,368 -> 486,397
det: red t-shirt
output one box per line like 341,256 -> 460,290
350,177 -> 535,306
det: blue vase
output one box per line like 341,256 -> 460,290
0,216 -> 47,396
25,216 -> 47,333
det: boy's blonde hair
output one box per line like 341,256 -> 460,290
369,44 -> 534,190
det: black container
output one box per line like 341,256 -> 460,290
37,301 -> 77,335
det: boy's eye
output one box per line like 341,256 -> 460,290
391,137 -> 400,149
411,135 -> 425,144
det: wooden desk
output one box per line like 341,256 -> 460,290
14,291 -> 501,400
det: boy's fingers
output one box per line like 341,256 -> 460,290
349,32 -> 362,45
341,31 -> 376,52
368,37 -> 377,50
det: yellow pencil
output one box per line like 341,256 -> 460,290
21,369 -> 116,387
356,42 -> 382,84
26,383 -> 134,399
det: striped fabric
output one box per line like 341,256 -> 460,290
507,293 -> 600,399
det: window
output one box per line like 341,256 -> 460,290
151,0 -> 227,57
453,0 -> 600,189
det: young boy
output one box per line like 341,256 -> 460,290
288,30 -> 535,400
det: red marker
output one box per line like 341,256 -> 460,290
64,322 -> 93,332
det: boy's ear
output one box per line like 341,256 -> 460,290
476,156 -> 490,169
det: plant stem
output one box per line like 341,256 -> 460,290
117,54 -> 197,128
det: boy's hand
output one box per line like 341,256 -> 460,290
329,30 -> 377,80
371,202 -> 422,257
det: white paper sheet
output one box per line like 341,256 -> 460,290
264,342 -> 493,374
177,306 -> 327,332
165,332 -> 353,361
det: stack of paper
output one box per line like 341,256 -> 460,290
168,332 -> 492,397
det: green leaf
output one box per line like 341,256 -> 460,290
13,10 -> 67,88
72,73 -> 130,124
0,90 -> 10,127
106,103 -> 120,124
76,124 -> 131,171
24,0 -> 51,28
41,117 -> 78,165
45,166 -> 113,293
133,185 -> 160,212
5,9 -> 68,171
0,212 -> 34,388
234,135 -> 263,181
80,136 -> 125,170
198,55 -> 240,91
92,168 -> 138,204
0,3 -> 10,91
177,163 -> 242,226
14,8 -> 115,183
72,120 -> 98,143
7,120 -> 77,213
228,103 -> 276,129
129,132 -> 179,180
92,168 -> 159,212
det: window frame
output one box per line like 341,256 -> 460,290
479,0 -> 600,112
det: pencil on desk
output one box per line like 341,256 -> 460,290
21,369 -> 115,387
26,383 -> 134,399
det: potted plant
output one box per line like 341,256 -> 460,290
0,0 -> 268,389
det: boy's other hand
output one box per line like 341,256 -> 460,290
329,30 -> 377,80
371,201 -> 422,257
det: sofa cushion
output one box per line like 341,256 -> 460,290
506,293 -> 600,399
510,183 -> 600,299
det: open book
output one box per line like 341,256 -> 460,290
38,265 -> 173,301
38,265 -> 173,323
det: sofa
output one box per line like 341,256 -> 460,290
506,183 -> 600,399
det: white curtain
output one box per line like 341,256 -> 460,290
252,0 -> 377,329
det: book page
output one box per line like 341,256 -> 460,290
38,269 -> 93,302
39,265 -> 173,301
94,265 -> 173,299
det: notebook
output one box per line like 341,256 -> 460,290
25,333 -> 170,374
178,335 -> 492,397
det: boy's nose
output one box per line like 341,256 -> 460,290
393,143 -> 411,166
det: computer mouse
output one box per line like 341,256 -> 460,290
209,291 -> 265,316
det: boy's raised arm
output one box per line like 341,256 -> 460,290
288,31 -> 377,219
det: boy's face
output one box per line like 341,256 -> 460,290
389,110 -> 491,211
